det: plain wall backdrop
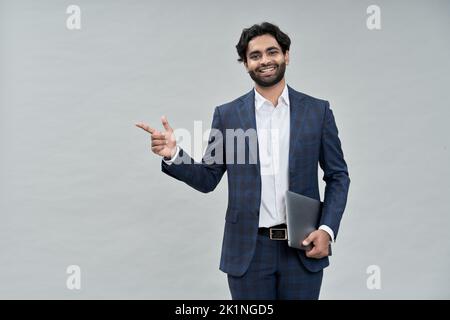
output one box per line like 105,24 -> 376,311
0,0 -> 449,299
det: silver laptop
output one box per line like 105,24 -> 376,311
285,190 -> 322,251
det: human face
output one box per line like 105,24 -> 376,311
244,34 -> 289,88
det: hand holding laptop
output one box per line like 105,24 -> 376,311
302,229 -> 332,259
285,190 -> 332,259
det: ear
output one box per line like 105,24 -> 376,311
244,61 -> 249,72
285,50 -> 290,65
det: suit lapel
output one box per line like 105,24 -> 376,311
237,89 -> 260,175
288,86 -> 307,180
238,89 -> 257,134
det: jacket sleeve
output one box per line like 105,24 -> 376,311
161,107 -> 227,193
318,101 -> 350,239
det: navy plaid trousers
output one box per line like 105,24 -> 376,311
227,232 -> 323,300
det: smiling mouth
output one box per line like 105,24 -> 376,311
258,65 -> 277,76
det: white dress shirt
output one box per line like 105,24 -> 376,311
164,85 -> 334,241
254,85 -> 334,240
254,85 -> 290,228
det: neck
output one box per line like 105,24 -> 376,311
255,78 -> 286,107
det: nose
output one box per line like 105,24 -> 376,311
260,53 -> 271,66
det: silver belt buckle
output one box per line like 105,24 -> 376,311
269,228 -> 287,240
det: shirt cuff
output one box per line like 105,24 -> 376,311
319,225 -> 335,242
162,146 -> 180,165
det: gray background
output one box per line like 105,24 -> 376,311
1,0 -> 449,299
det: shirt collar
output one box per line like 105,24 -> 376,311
254,84 -> 290,110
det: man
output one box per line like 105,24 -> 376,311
136,22 -> 350,300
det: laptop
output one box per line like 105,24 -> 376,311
285,190 -> 322,251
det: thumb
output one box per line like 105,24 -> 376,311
161,116 -> 173,132
302,232 -> 316,246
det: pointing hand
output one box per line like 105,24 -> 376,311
135,116 -> 177,159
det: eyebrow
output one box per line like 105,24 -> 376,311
248,46 -> 280,56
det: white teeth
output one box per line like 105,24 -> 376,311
260,67 -> 275,73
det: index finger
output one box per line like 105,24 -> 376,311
135,122 -> 155,134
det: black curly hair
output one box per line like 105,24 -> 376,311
236,22 -> 291,63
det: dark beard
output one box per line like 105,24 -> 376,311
248,62 -> 286,88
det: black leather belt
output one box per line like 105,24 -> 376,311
258,224 -> 288,240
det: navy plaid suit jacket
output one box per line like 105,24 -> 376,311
162,86 -> 350,277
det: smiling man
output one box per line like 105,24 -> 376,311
136,22 -> 350,300
244,34 -> 288,91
